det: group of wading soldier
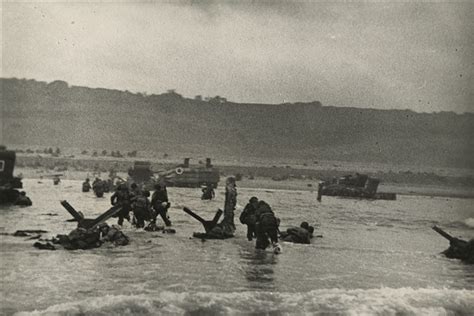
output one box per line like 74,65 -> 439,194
85,177 -> 114,197
77,175 -> 315,252
183,176 -> 317,252
110,182 -> 172,229
191,177 -> 283,252
240,196 -> 280,249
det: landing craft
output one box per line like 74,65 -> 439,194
318,173 -> 396,201
128,158 -> 220,189
0,146 -> 24,204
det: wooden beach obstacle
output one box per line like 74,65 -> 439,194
33,201 -> 128,250
182,207 -> 222,233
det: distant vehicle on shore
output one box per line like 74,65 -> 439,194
319,173 -> 396,200
0,146 -> 24,204
128,158 -> 220,189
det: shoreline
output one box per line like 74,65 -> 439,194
15,166 -> 474,199
236,178 -> 474,199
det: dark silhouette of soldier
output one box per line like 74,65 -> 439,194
132,190 -> 152,228
14,191 -> 32,206
82,178 -> 91,193
201,183 -> 215,200
151,183 -> 171,226
255,200 -> 279,250
93,179 -> 105,197
240,197 -> 258,241
110,184 -> 132,226
53,176 -> 61,185
280,222 -> 314,244
221,177 -> 237,236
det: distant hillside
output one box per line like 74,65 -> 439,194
2,78 -> 473,168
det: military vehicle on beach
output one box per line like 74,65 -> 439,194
128,158 -> 220,188
0,146 -> 24,204
319,173 -> 396,200
128,161 -> 154,184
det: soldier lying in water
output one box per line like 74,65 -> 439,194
279,222 -> 315,244
34,201 -> 129,250
34,223 -> 129,250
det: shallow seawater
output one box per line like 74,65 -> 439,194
1,179 -> 473,315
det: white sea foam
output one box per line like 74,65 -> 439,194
464,218 -> 474,228
15,287 -> 474,316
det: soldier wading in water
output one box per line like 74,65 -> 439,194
240,196 -> 258,241
110,184 -> 132,226
151,183 -> 172,226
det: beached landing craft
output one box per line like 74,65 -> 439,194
318,173 -> 396,201
0,146 -> 25,204
128,158 -> 220,189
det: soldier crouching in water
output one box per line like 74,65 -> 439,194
110,184 -> 132,226
240,196 -> 258,241
151,183 -> 171,226
255,200 -> 280,251
280,222 -> 315,244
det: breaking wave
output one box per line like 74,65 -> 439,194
447,218 -> 474,230
16,288 -> 474,316
464,218 -> 474,228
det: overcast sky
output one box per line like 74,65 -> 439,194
2,1 -> 473,113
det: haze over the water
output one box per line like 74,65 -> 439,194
2,1 -> 473,113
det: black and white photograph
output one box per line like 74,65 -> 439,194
1,1 -> 473,315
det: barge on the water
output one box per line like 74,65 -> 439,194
0,146 -> 24,204
318,173 -> 396,201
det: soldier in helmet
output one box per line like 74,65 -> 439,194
201,183 -> 215,200
132,190 -> 152,228
110,184 -> 132,226
129,183 -> 142,200
254,200 -> 279,250
82,178 -> 91,192
14,191 -> 32,206
92,178 -> 105,197
151,183 -> 171,226
280,222 -> 314,244
240,196 -> 258,241
53,175 -> 61,185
